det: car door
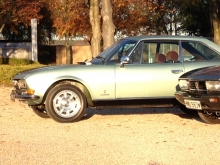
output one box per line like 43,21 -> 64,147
115,40 -> 185,99
115,63 -> 184,99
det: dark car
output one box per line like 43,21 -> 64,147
175,66 -> 220,124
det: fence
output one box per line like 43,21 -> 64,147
0,41 -> 31,59
0,40 -> 92,64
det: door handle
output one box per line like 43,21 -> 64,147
171,69 -> 183,74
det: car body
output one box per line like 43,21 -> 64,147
10,35 -> 220,123
175,65 -> 220,124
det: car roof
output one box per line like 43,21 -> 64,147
123,35 -> 211,42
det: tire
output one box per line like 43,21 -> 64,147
31,105 -> 50,118
198,110 -> 220,124
177,102 -> 198,115
45,84 -> 86,123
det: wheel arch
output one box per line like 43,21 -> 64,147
42,79 -> 94,107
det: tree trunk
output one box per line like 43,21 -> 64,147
210,0 -> 220,45
156,18 -> 162,35
65,33 -> 72,64
0,24 -> 5,33
174,13 -> 177,35
101,0 -> 115,50
89,0 -> 101,57
169,12 -> 173,35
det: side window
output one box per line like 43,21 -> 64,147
145,41 -> 180,63
191,41 -> 220,60
109,43 -> 135,63
131,42 -> 143,63
130,42 -> 155,64
130,41 -> 180,64
181,41 -> 220,61
143,43 -> 157,63
159,43 -> 179,62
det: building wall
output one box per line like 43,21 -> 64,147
0,41 -> 92,64
56,45 -> 92,64
72,45 -> 92,64
0,42 -> 31,59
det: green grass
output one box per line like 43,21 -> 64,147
0,57 -> 41,66
0,58 -> 45,86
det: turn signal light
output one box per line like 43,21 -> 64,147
26,89 -> 35,95
209,98 -> 218,103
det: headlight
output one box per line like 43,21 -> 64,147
18,79 -> 27,89
206,81 -> 220,91
12,80 -> 19,87
13,79 -> 27,89
179,80 -> 189,90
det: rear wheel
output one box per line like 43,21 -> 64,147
198,110 -> 220,124
46,84 -> 86,123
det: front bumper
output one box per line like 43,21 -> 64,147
174,91 -> 220,111
10,90 -> 40,102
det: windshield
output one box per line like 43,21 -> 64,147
91,39 -> 137,64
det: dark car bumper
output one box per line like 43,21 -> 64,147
174,91 -> 220,111
10,90 -> 40,102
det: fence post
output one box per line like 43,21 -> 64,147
31,18 -> 38,62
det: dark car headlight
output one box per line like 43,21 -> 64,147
206,81 -> 220,91
179,80 -> 189,90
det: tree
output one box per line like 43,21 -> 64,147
209,0 -> 220,44
0,0 -> 42,35
147,0 -> 174,35
45,0 -> 91,64
178,0 -> 211,36
112,0 -> 153,36
37,7 -> 53,44
139,0 -> 212,36
101,0 -> 115,50
89,0 -> 101,57
163,0 -> 181,35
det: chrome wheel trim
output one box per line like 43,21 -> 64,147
52,90 -> 81,118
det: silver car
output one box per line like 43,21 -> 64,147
10,36 -> 220,123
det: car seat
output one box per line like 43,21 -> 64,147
166,51 -> 178,63
155,53 -> 166,63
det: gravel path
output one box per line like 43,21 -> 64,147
1,87 -> 220,165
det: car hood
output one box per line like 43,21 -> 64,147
186,65 -> 220,80
13,64 -> 86,79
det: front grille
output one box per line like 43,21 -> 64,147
188,81 -> 207,94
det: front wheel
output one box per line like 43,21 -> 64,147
46,84 -> 86,123
198,111 -> 220,124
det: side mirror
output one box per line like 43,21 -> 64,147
120,56 -> 130,68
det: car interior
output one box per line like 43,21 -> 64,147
108,40 -> 220,64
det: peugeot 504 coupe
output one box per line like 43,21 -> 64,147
10,36 -> 220,123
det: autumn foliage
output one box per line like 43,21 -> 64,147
45,0 -> 91,38
0,0 -> 43,34
0,0 -> 217,48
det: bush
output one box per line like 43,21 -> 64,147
0,57 -> 44,86
0,57 -> 40,66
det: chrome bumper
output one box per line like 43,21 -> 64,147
174,91 -> 187,105
175,91 -> 220,111
10,90 -> 40,101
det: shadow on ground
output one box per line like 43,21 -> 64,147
81,107 -> 201,123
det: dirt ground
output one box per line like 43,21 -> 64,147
1,87 -> 220,165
